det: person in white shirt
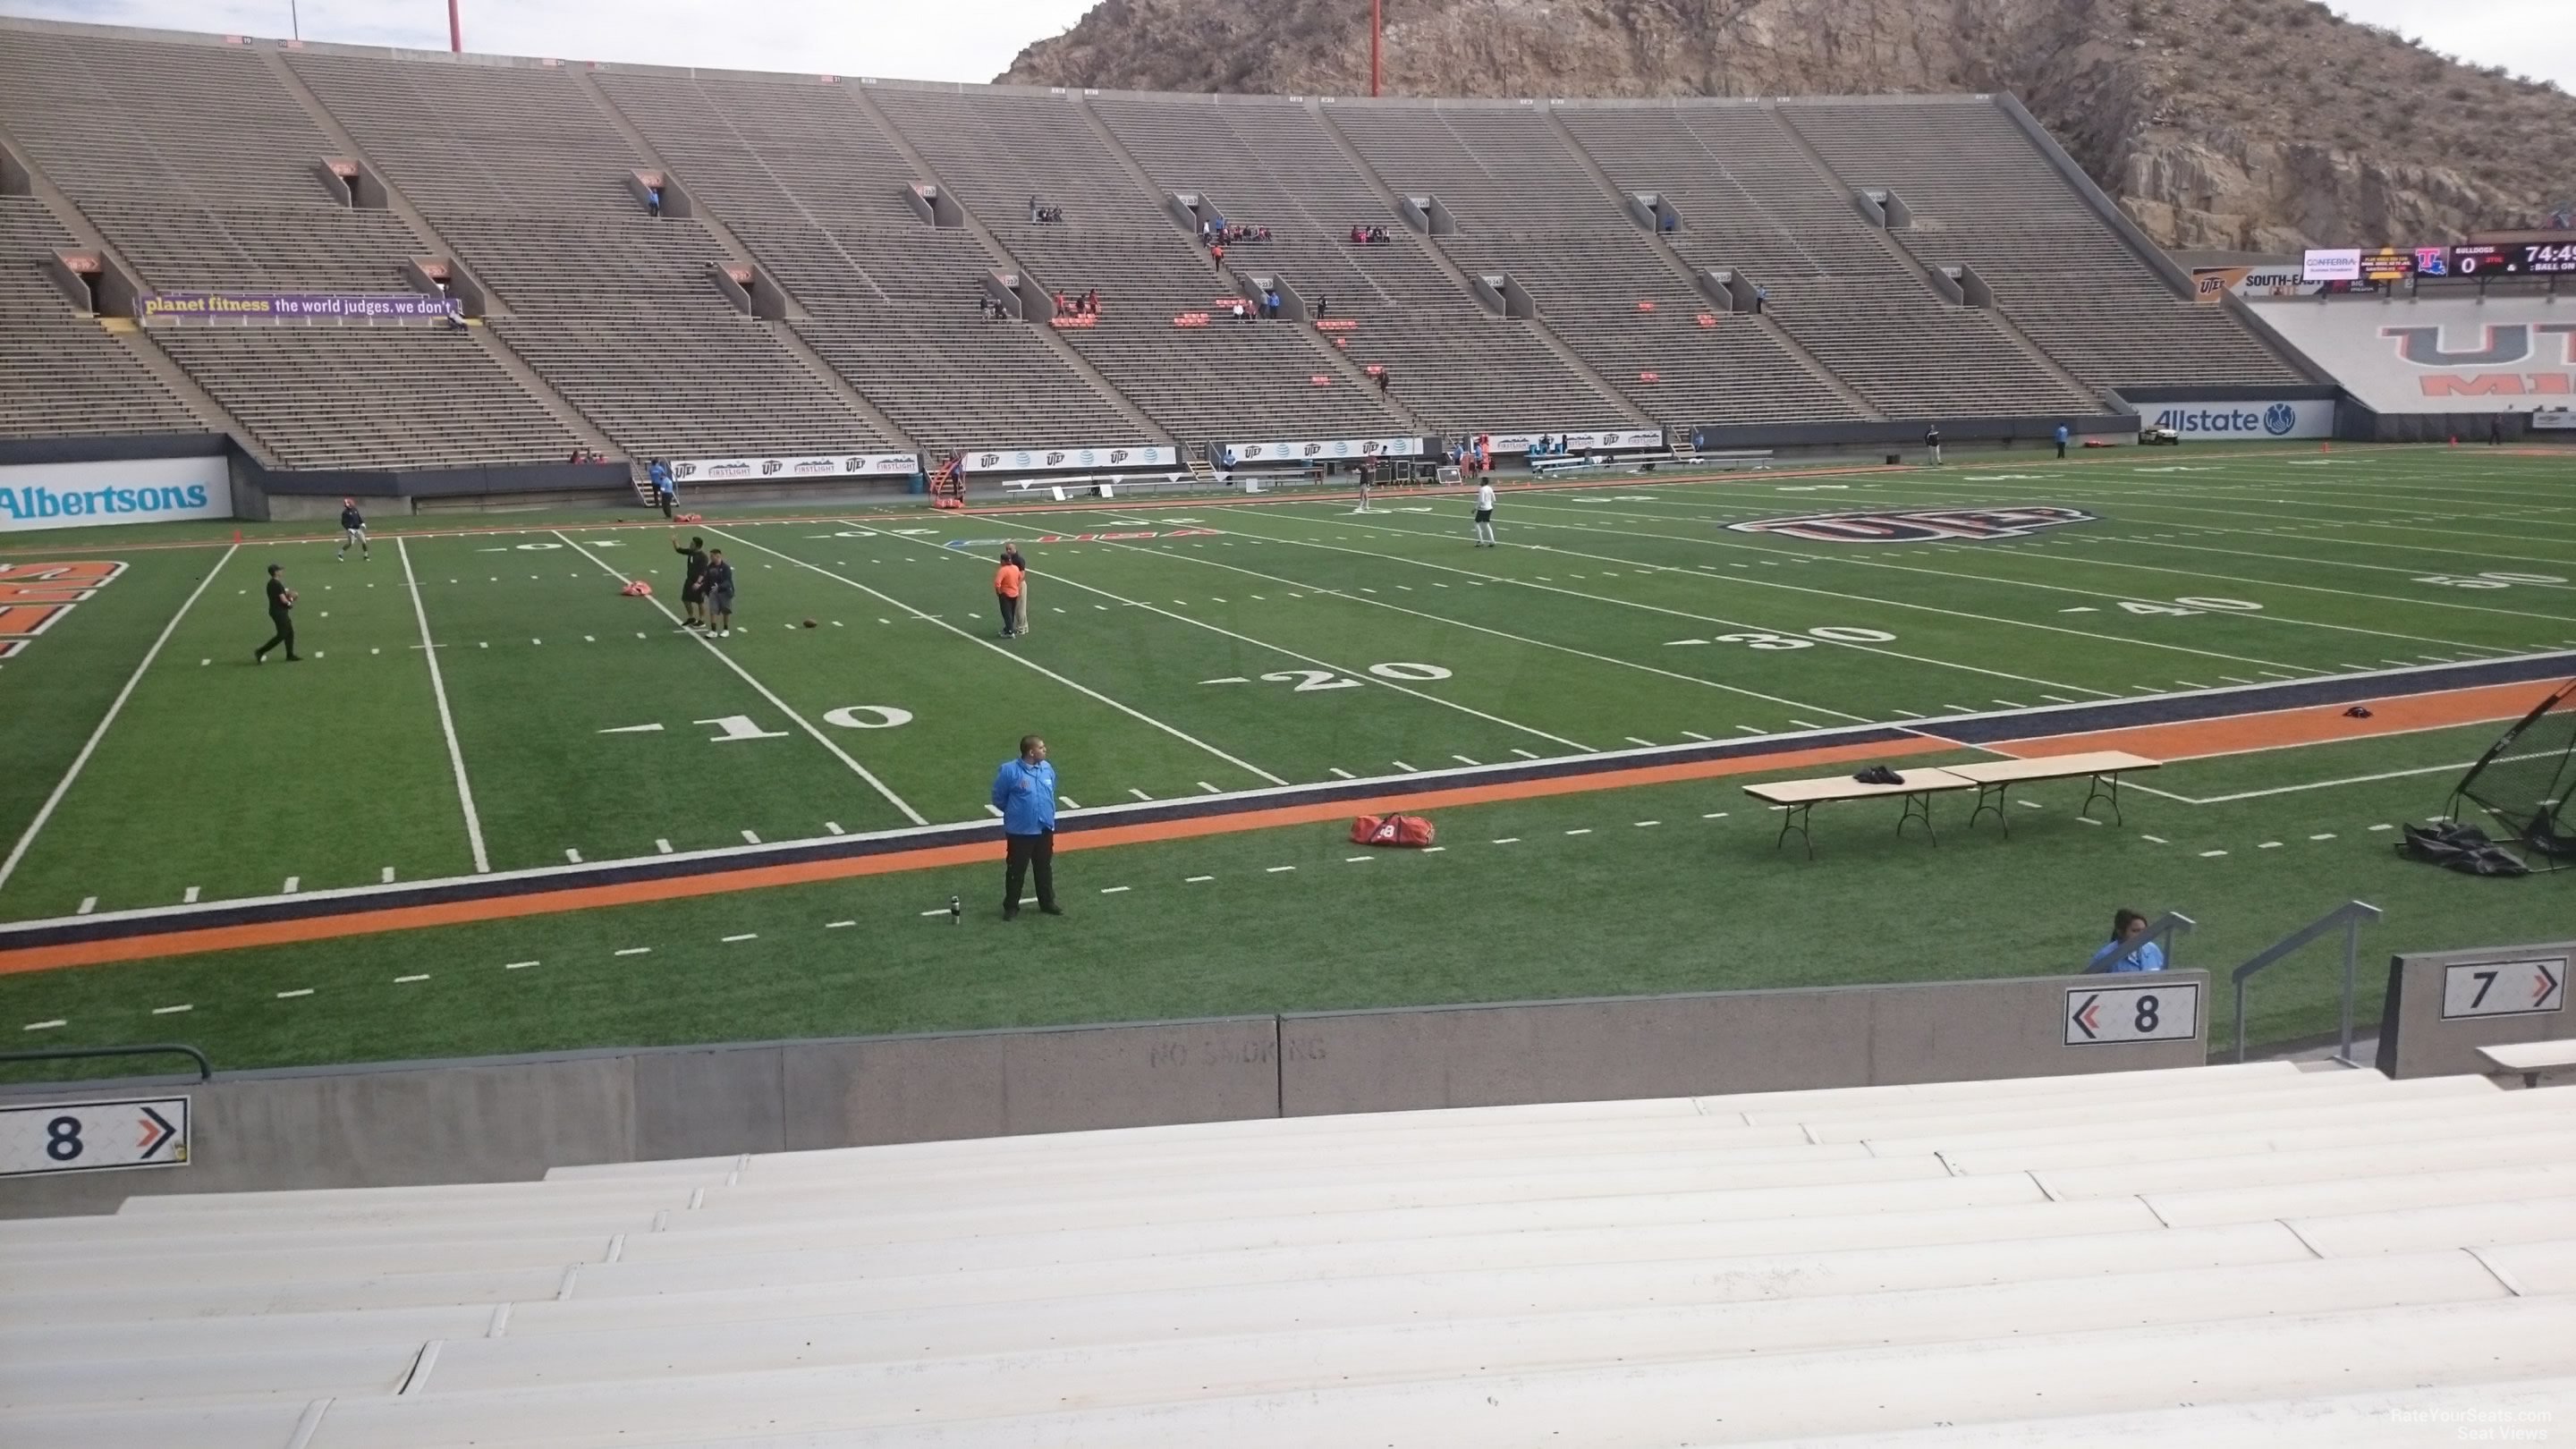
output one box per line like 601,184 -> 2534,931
1471,480 -> 1496,547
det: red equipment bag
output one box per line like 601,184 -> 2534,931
1351,814 -> 1436,848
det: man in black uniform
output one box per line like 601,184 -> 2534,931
254,563 -> 300,663
673,533 -> 709,629
705,549 -> 737,638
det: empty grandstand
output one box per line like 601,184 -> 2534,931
3,1060 -> 2571,1443
0,17 -> 2309,476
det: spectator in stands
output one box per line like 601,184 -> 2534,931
1231,299 -> 1249,324
1084,288 -> 1098,316
1210,242 -> 1226,274
1264,289 -> 1281,319
649,459 -> 675,521
1753,284 -> 1768,313
1351,225 -> 1368,244
1659,213 -> 1675,233
1053,292 -> 1071,318
1316,296 -> 1328,320
1030,196 -> 1041,224
646,184 -> 663,218
1924,423 -> 1943,466
2055,422 -> 2071,460
1377,364 -> 1392,394
2089,909 -> 2165,973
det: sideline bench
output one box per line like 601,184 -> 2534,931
1945,750 -> 2164,833
2478,1039 -> 2576,1089
1745,750 -> 2165,857
1744,767 -> 1979,858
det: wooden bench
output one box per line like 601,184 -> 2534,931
2477,1039 -> 2576,1089
1944,750 -> 2165,833
1743,767 -> 1979,858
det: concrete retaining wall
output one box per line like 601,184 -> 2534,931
1,973 -> 2205,1217
2376,940 -> 2572,1080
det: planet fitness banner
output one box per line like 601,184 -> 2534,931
670,453 -> 919,484
0,456 -> 233,533
139,292 -> 464,324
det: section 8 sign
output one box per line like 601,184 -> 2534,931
2440,958 -> 2566,1021
0,1097 -> 189,1177
2065,982 -> 2200,1046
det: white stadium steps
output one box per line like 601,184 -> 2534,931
3,1064 -> 2572,1445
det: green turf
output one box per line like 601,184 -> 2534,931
2,445 -> 2570,1079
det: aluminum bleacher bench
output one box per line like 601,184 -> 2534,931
1945,751 -> 2164,833
2478,1040 -> 2576,1090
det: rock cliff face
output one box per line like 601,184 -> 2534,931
999,0 -> 2574,252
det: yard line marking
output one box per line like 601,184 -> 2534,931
823,821 -> 845,835
152,1004 -> 191,1015
395,974 -> 429,983
1733,724 -> 1767,734
984,804 -> 1004,818
275,988 -> 312,999
735,526 -> 1287,788
0,542 -> 236,894
1326,767 -> 1355,780
1186,875 -> 1215,883
1511,748 -> 1542,758
655,839 -> 673,854
559,530 -> 928,824
614,946 -> 651,957
741,830 -> 761,844
722,933 -> 758,943
1060,797 -> 1081,809
1452,754 -> 1481,766
1198,781 -> 1222,793
22,1020 -> 64,1030
1624,736 -> 1657,748
75,896 -> 95,915
399,537 -> 493,875
564,849 -> 584,863
962,522 -> 1599,752
1792,718 -> 1826,729
1393,760 -> 1419,772
1681,731 -> 1714,741
504,960 -> 539,970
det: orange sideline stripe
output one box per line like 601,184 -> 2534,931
1982,681 -> 2546,764
0,739 -> 1904,976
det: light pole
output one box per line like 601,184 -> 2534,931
448,0 -> 462,52
1370,0 -> 1382,97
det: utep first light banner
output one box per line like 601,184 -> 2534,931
138,292 -> 463,324
0,456 -> 233,533
670,453 -> 919,484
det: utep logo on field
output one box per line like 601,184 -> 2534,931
0,561 -> 128,659
2264,403 -> 2298,436
1728,506 -> 2095,544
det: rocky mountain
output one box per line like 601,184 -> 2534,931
998,0 -> 2576,254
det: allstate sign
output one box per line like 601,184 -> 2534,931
2144,399 -> 2332,440
0,456 -> 233,534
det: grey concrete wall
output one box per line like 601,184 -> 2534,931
1282,973 -> 2208,1115
0,978 -> 2206,1218
2376,941 -> 2572,1080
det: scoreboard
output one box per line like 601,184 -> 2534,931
2450,242 -> 2576,275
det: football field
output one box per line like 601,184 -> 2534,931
2,445 -> 2571,1076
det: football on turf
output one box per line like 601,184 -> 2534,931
802,618 -> 817,629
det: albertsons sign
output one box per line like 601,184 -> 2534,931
2144,400 -> 2332,440
0,457 -> 233,533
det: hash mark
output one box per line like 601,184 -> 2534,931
75,896 -> 95,915
1393,760 -> 1419,772
395,974 -> 429,984
614,946 -> 651,957
655,839 -> 673,854
825,920 -> 855,929
1186,875 -> 1215,883
22,1020 -> 66,1030
741,830 -> 761,844
504,961 -> 538,970
1267,865 -> 1296,873
282,876 -> 300,894
153,1004 -> 192,1015
275,989 -> 313,1000
1565,827 -> 1593,835
722,933 -> 758,943
565,849 -> 583,863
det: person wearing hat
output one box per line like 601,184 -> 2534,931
335,497 -> 369,562
254,563 -> 300,663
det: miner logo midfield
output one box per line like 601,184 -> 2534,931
1727,506 -> 2095,544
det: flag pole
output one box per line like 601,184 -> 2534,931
447,0 -> 462,52
1370,0 -> 1381,97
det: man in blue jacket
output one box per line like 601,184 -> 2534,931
990,733 -> 1062,919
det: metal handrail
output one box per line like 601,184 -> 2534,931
0,1043 -> 213,1084
2233,902 -> 2384,1064
2086,910 -> 2196,972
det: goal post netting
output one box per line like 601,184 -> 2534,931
2453,681 -> 2576,860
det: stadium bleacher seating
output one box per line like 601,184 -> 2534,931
2,1059 -> 2569,1444
1781,99 -> 2308,393
0,198 -> 201,440
0,19 -> 2309,472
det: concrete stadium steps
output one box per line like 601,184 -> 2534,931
6,1063 -> 2572,1441
1759,1378 -> 2576,1448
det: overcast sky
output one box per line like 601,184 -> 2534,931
4,0 -> 2569,94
